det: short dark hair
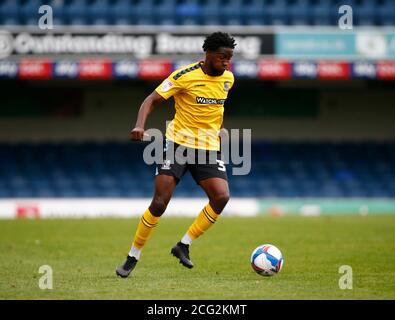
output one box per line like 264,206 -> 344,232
202,32 -> 236,52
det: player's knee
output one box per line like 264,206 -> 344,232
219,193 -> 230,207
149,196 -> 169,217
211,192 -> 230,212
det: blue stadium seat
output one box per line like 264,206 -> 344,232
201,0 -> 221,25
242,0 -> 266,25
222,0 -> 243,26
289,0 -> 311,25
65,0 -> 89,25
0,188 -> 12,197
0,0 -> 21,25
311,0 -> 332,25
155,0 -> 177,25
135,0 -> 155,25
89,0 -> 112,25
111,0 -> 134,25
176,0 -> 202,25
377,0 -> 395,26
101,187 -> 123,197
78,187 -> 101,197
354,0 -> 376,25
0,0 -> 393,26
19,0 -> 44,26
35,188 -> 58,197
265,0 -> 289,25
12,189 -> 34,198
46,0 -> 66,26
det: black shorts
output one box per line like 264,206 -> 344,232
156,139 -> 228,184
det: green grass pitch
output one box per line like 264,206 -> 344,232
0,215 -> 394,300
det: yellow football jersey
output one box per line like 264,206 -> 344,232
155,61 -> 234,151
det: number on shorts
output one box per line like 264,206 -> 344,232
216,159 -> 226,172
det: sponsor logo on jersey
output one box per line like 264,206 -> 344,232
196,97 -> 225,105
161,79 -> 174,92
224,81 -> 231,92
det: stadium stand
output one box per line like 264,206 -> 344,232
1,141 -> 394,198
0,0 -> 394,26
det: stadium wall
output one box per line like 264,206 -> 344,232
0,80 -> 394,142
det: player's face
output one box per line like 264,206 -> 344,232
208,47 -> 233,75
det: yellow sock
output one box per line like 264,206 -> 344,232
187,203 -> 220,240
132,209 -> 160,249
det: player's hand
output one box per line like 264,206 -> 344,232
129,127 -> 145,141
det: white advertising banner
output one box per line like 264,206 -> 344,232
0,198 -> 259,219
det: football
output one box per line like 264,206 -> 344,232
250,244 -> 284,276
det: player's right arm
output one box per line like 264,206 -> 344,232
130,68 -> 185,141
129,91 -> 165,141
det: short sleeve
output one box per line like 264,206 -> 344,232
155,75 -> 185,100
228,73 -> 235,91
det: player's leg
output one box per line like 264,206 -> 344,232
171,177 -> 229,269
131,174 -> 177,256
116,175 -> 177,278
184,177 -> 229,243
171,150 -> 229,269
